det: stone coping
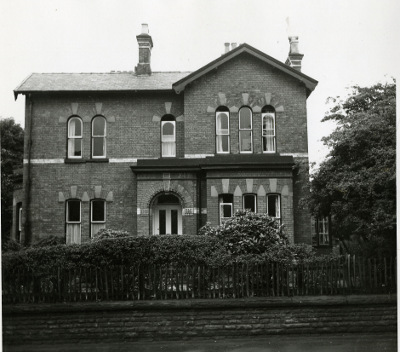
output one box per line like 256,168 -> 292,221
3,295 -> 396,315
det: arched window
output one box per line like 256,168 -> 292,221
67,117 -> 83,158
262,106 -> 276,153
91,199 -> 106,237
161,115 -> 176,157
66,199 -> 81,244
216,107 -> 230,153
239,107 -> 253,153
92,116 -> 106,158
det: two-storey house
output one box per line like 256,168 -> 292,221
13,24 -> 320,246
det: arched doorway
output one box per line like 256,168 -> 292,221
152,193 -> 182,235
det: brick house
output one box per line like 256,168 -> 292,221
13,24 -> 325,246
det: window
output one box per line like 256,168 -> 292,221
161,115 -> 176,157
313,217 -> 330,246
243,194 -> 257,212
239,107 -> 253,153
92,116 -> 106,158
66,200 -> 81,244
216,107 -> 230,153
91,199 -> 106,237
16,202 -> 22,242
262,106 -> 276,153
267,194 -> 281,222
67,117 -> 83,158
219,194 -> 233,224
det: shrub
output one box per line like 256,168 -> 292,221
91,228 -> 130,242
2,239 -> 23,252
32,235 -> 65,248
199,210 -> 289,256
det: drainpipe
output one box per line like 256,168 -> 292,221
23,94 -> 33,246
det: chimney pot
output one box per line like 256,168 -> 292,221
224,42 -> 230,53
141,23 -> 149,34
231,42 -> 237,49
285,36 -> 304,72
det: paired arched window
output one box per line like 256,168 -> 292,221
239,107 -> 253,153
161,115 -> 176,157
262,106 -> 276,153
67,117 -> 83,158
216,107 -> 230,153
92,116 -> 106,158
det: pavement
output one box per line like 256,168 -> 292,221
3,333 -> 397,352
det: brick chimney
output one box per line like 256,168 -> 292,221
135,24 -> 153,75
285,36 -> 304,71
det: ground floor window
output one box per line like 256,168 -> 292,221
66,199 -> 81,244
267,194 -> 281,223
243,194 -> 257,212
219,194 -> 233,225
313,217 -> 330,246
91,199 -> 106,237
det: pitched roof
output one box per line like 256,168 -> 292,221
173,43 -> 318,96
14,71 -> 191,98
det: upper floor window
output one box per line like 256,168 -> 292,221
267,194 -> 281,222
91,199 -> 106,237
216,107 -> 230,153
313,217 -> 330,246
219,194 -> 233,225
262,106 -> 276,153
66,199 -> 81,244
161,115 -> 176,157
239,107 -> 253,153
67,117 -> 82,158
92,116 -> 106,158
243,194 -> 257,212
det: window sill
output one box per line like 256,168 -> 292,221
87,158 -> 109,163
64,158 -> 86,164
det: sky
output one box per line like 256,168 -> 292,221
0,0 -> 398,165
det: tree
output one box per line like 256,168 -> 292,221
306,80 -> 396,254
1,118 -> 24,242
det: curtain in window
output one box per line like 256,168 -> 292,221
263,114 -> 275,152
91,223 -> 105,237
66,224 -> 81,244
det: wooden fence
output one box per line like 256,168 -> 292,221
2,256 -> 396,304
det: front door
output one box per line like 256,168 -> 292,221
153,205 -> 182,235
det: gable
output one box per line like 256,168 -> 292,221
173,43 -> 318,97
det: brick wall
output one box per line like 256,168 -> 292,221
3,295 -> 396,345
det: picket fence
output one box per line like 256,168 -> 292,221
2,256 -> 396,304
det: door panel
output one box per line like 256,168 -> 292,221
153,205 -> 182,235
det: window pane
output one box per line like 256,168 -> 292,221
69,118 -> 82,137
159,210 -> 166,235
67,200 -> 80,222
267,195 -> 280,218
171,209 -> 178,234
93,137 -> 105,157
221,194 -> 233,203
222,204 -> 232,217
217,112 -> 229,130
162,142 -> 176,157
263,136 -> 275,152
162,122 -> 175,136
243,195 -> 256,212
93,117 -> 105,136
92,200 -> 105,222
240,131 -> 252,152
239,108 -> 252,129
217,135 -> 229,153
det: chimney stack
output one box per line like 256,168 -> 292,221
231,42 -> 237,49
285,36 -> 304,71
135,23 -> 153,75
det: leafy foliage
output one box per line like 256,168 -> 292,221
1,118 -> 24,241
199,210 -> 288,255
91,228 -> 130,242
306,80 -> 396,253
